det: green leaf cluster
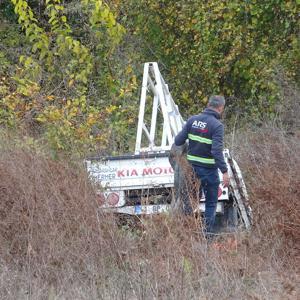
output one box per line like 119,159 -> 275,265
0,0 -> 299,155
0,0 -> 127,154
117,0 -> 299,119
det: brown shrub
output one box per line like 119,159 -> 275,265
0,128 -> 299,299
232,126 -> 300,257
0,144 -> 121,284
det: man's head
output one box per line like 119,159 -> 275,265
207,95 -> 225,115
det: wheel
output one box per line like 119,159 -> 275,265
214,200 -> 239,233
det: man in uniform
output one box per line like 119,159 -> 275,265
174,95 -> 229,236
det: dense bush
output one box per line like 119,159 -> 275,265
0,127 -> 298,299
117,0 -> 299,118
1,1 -> 299,153
0,2 -> 299,297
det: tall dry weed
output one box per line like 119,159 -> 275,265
0,128 -> 299,299
232,127 -> 300,257
0,140 -> 121,289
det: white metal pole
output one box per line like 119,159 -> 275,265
149,94 -> 158,148
152,63 -> 173,147
135,63 -> 149,154
161,121 -> 167,148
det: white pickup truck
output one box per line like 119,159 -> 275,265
86,62 -> 252,229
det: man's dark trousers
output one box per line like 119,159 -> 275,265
193,165 -> 220,234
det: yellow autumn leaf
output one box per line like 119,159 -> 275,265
47,95 -> 55,101
106,105 -> 118,113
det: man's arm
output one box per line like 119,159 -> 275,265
174,121 -> 189,146
211,124 -> 227,174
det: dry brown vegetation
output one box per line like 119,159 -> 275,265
0,127 -> 299,300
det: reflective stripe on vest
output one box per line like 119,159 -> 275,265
187,154 -> 215,164
188,133 -> 212,145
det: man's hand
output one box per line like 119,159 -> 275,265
222,172 -> 230,187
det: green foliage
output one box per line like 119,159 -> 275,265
0,0 -> 126,153
0,0 -> 299,155
0,1 -> 16,21
117,0 -> 299,119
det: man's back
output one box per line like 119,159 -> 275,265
175,108 -> 227,174
174,95 -> 229,234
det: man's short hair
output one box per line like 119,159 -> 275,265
208,95 -> 225,108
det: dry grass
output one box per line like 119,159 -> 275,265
232,126 -> 300,254
0,128 -> 299,299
